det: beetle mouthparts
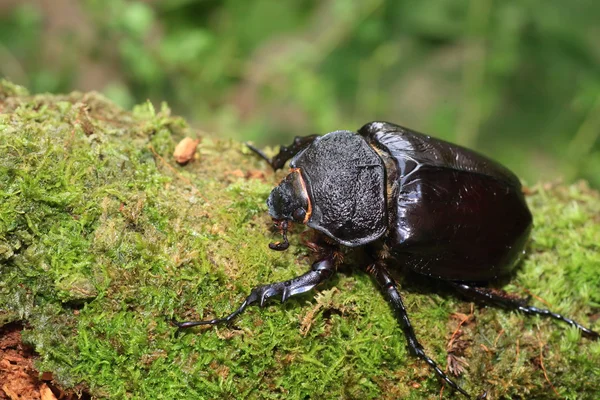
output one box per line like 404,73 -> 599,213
269,220 -> 290,251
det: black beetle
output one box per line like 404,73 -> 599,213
175,121 -> 599,397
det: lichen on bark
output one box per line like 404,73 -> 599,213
0,80 -> 599,399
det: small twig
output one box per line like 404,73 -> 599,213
447,316 -> 468,350
514,283 -> 552,308
493,329 -> 504,348
440,304 -> 474,399
300,303 -> 323,336
537,332 -> 560,398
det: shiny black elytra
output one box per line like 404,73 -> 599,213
174,121 -> 599,398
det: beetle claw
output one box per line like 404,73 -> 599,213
174,258 -> 335,331
452,283 -> 600,340
259,288 -> 271,307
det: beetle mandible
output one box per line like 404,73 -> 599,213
174,121 -> 599,397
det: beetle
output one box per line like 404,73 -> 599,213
174,121 -> 599,397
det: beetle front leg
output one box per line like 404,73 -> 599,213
367,264 -> 471,398
174,256 -> 335,329
451,283 -> 599,339
246,134 -> 319,171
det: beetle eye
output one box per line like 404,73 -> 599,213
292,208 -> 306,222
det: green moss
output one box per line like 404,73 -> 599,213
1,81 -> 599,399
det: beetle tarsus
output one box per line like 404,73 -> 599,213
452,283 -> 599,339
246,135 -> 319,171
172,300 -> 249,329
175,256 -> 336,329
367,264 -> 471,398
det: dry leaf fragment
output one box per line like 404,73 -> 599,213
246,169 -> 266,180
40,383 -> 58,400
2,384 -> 20,400
226,169 -> 245,178
447,353 -> 469,377
173,137 -> 200,165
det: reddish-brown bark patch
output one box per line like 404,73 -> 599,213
0,323 -> 90,400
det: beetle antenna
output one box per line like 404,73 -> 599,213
269,220 -> 290,251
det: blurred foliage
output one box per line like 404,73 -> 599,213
0,0 -> 599,186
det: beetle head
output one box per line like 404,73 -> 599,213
266,169 -> 311,251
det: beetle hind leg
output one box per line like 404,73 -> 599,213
173,257 -> 335,329
246,134 -> 319,171
451,283 -> 599,339
367,264 -> 471,398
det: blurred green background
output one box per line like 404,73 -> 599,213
1,0 -> 599,187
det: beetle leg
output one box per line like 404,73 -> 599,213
246,134 -> 319,171
451,283 -> 599,339
367,264 -> 471,398
173,256 -> 336,329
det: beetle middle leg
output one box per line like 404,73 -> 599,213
173,255 -> 336,329
451,283 -> 599,339
367,263 -> 471,398
246,134 -> 319,171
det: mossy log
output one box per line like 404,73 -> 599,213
1,80 -> 599,399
